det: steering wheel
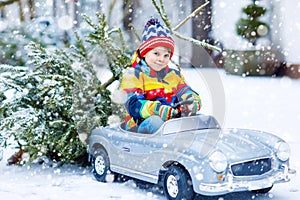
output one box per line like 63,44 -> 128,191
172,100 -> 195,118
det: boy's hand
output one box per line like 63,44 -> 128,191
185,94 -> 201,115
154,104 -> 178,121
187,99 -> 201,115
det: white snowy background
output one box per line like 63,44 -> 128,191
0,68 -> 299,200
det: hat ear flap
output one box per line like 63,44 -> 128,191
131,50 -> 142,68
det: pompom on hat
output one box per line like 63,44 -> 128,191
139,18 -> 175,58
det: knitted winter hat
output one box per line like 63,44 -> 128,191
139,18 -> 174,58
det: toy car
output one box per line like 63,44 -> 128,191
88,104 -> 296,200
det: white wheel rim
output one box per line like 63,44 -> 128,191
166,175 -> 179,198
95,155 -> 106,175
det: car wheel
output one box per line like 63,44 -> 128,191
163,165 -> 195,200
92,148 -> 114,182
252,186 -> 273,194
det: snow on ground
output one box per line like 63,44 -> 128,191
0,68 -> 299,199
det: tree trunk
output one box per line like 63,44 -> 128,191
52,0 -> 57,17
122,0 -> 140,45
63,0 -> 69,15
97,0 -> 101,10
73,0 -> 80,27
28,0 -> 35,19
1,8 -> 6,18
122,0 -> 134,31
191,0 -> 213,67
18,0 -> 25,22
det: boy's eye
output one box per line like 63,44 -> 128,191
151,51 -> 170,58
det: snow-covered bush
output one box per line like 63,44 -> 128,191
0,18 -> 70,66
0,24 -> 31,66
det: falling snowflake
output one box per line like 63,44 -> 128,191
57,15 -> 73,30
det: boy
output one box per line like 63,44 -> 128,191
120,18 -> 201,134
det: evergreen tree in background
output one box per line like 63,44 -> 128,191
236,0 -> 269,45
0,14 -> 131,165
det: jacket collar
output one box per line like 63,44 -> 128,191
139,60 -> 170,78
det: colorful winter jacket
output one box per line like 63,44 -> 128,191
120,60 -> 201,131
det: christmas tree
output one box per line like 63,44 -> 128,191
0,14 -> 131,165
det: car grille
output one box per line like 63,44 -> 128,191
231,158 -> 272,176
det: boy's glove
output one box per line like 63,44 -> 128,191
154,104 -> 178,121
187,99 -> 201,115
182,93 -> 201,115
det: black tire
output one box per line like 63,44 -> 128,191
163,165 -> 195,200
92,148 -> 114,182
252,186 -> 273,194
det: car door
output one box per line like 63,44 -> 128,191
110,132 -> 149,169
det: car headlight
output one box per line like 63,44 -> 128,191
209,151 -> 228,172
275,141 -> 290,161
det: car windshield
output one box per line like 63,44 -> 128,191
162,115 -> 220,135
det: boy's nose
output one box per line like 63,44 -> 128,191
158,55 -> 164,61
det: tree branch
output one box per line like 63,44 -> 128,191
0,0 -> 20,8
173,31 -> 222,52
151,0 -> 172,30
151,0 -> 221,52
128,23 -> 141,41
173,1 -> 210,31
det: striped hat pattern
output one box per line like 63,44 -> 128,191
139,18 -> 174,58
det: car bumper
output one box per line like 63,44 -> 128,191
197,165 -> 296,196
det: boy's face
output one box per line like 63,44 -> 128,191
144,46 -> 171,71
